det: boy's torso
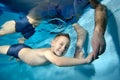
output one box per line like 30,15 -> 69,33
18,48 -> 50,66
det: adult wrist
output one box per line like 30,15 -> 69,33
94,26 -> 105,35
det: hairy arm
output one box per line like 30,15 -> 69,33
94,4 -> 107,35
90,0 -> 107,59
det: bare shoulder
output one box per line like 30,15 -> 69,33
32,48 -> 53,57
43,49 -> 57,59
43,49 -> 53,56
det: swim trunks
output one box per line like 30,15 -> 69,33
7,44 -> 31,58
15,17 -> 35,39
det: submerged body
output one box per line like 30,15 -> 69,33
27,0 -> 89,23
0,24 -> 94,66
9,45 -> 55,66
0,34 -> 93,66
0,0 -> 89,43
0,0 -> 107,59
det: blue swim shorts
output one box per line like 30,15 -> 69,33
7,44 -> 31,58
15,17 -> 35,39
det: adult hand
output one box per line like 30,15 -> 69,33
91,31 -> 106,59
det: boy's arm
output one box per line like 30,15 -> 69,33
44,51 -> 93,67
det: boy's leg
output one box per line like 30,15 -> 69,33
0,45 -> 20,61
0,20 -> 16,36
72,23 -> 87,49
0,46 -> 10,55
72,23 -> 87,58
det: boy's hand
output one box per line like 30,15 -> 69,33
85,53 -> 94,63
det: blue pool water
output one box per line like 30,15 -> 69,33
0,0 -> 120,80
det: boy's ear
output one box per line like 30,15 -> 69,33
51,40 -> 54,46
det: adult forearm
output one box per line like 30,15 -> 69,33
91,4 -> 107,58
94,4 -> 107,35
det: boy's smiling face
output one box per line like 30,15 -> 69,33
51,35 -> 70,57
